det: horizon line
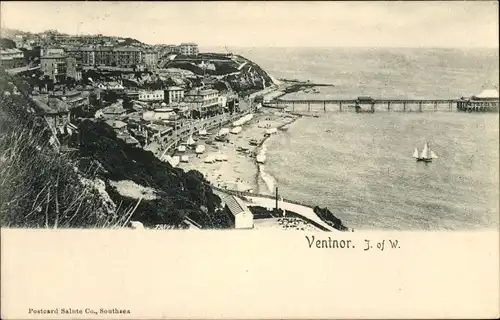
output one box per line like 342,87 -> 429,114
2,27 -> 498,50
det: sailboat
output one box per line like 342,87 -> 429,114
413,142 -> 438,162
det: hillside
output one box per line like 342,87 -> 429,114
0,70 -> 230,229
0,74 -> 115,227
161,53 -> 276,96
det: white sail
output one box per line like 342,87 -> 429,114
413,148 -> 419,158
430,151 -> 438,159
420,143 -> 429,159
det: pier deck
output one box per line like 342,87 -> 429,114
264,97 -> 499,113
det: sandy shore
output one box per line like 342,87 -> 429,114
176,108 -> 299,194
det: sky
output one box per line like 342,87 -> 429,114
1,1 -> 499,48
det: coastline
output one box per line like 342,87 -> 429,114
176,108 -> 300,195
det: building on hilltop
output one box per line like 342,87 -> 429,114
179,43 -> 199,56
114,46 -> 142,67
142,50 -> 159,70
221,194 -> 254,229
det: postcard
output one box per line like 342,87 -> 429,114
1,1 -> 499,319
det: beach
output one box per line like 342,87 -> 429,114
176,108 -> 299,195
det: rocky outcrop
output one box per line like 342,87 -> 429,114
313,207 -> 349,231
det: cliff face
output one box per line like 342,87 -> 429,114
161,53 -> 276,96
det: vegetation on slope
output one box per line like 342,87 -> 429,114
76,119 -> 231,228
0,74 -> 124,228
161,53 -> 275,96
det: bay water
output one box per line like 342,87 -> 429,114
236,47 -> 499,230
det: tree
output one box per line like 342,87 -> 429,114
0,38 -> 16,49
123,96 -> 134,111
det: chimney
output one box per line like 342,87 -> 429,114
275,186 -> 279,211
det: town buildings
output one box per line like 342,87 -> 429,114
138,89 -> 164,102
179,43 -> 199,56
165,86 -> 185,104
183,89 -> 222,117
142,50 -> 159,70
40,53 -> 67,82
114,46 -> 142,67
0,48 -> 25,69
51,90 -> 90,108
32,95 -> 72,133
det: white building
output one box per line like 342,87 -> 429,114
222,194 -> 254,229
151,108 -> 178,121
165,86 -> 185,104
138,90 -> 164,102
179,43 -> 199,56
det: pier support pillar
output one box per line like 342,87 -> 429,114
434,102 -> 438,112
387,101 -> 391,111
449,102 -> 452,111
308,102 -> 311,112
419,102 -> 422,112
323,101 -> 326,112
339,102 -> 342,112
292,101 -> 295,112
371,103 -> 375,113
403,102 -> 406,112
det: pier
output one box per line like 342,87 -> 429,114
264,95 -> 499,113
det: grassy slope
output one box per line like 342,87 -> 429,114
0,72 -> 123,228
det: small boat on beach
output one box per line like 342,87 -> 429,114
195,145 -> 206,154
218,128 -> 230,136
177,145 -> 186,152
215,154 -> 228,162
413,142 -> 438,162
180,155 -> 189,163
278,125 -> 289,131
249,139 -> 259,146
204,155 -> 216,163
186,135 -> 196,146
231,126 -> 242,134
198,129 -> 208,136
237,146 -> 249,152
256,154 -> 266,164
169,156 -> 180,167
265,128 -> 278,135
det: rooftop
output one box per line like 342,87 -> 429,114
41,54 -> 67,59
186,89 -> 219,96
474,89 -> 499,99
32,95 -> 71,114
221,194 -> 250,217
166,86 -> 184,91
105,120 -> 127,129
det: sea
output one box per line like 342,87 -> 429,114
207,46 -> 500,230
